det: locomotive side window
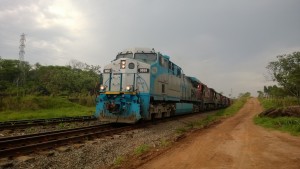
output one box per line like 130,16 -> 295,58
177,68 -> 181,77
164,59 -> 168,68
162,84 -> 165,93
168,62 -> 172,70
159,55 -> 168,68
172,64 -> 175,73
159,55 -> 163,66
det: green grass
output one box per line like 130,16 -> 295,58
0,107 -> 95,121
134,144 -> 150,155
259,97 -> 299,109
114,155 -> 125,166
0,96 -> 95,121
254,116 -> 300,136
256,97 -> 300,136
159,139 -> 170,147
175,127 -> 188,134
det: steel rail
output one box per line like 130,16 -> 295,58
0,123 -> 132,158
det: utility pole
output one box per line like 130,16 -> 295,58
18,33 -> 26,96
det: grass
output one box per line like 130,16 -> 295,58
0,96 -> 95,121
134,144 -> 150,155
254,116 -> 300,136
0,107 -> 95,121
114,155 -> 125,166
175,127 -> 188,134
159,139 -> 170,147
259,97 -> 299,109
255,97 -> 300,136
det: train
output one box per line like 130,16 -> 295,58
95,48 -> 230,123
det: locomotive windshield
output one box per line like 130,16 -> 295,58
116,53 -> 133,60
134,53 -> 157,64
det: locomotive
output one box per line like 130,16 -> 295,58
95,48 -> 230,123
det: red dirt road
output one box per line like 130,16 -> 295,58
138,98 -> 300,169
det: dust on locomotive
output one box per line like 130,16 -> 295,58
95,48 -> 230,123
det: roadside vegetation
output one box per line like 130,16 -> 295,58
0,58 -> 101,121
254,115 -> 300,136
255,51 -> 300,136
0,96 -> 95,121
134,144 -> 150,155
114,155 -> 125,167
259,97 -> 299,109
255,97 -> 300,136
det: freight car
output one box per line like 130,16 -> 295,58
95,48 -> 230,123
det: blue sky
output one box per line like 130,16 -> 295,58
1,0 -> 299,97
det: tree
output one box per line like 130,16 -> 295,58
263,85 -> 287,98
257,91 -> 264,98
238,92 -> 251,98
267,52 -> 300,101
0,58 -> 101,96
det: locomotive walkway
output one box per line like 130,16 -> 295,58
137,98 -> 300,169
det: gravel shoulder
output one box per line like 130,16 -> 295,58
136,98 -> 300,169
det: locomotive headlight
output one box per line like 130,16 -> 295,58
125,85 -> 132,91
120,60 -> 126,69
100,85 -> 106,92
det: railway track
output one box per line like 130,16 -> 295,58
0,110 -> 220,158
0,115 -> 97,130
0,123 -> 133,158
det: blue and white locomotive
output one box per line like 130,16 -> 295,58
95,48 -> 229,123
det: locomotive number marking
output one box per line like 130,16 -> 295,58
138,68 -> 149,73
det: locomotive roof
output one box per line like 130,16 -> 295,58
186,76 -> 202,88
187,76 -> 201,84
119,48 -> 156,54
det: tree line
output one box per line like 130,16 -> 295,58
0,58 -> 101,97
257,51 -> 300,103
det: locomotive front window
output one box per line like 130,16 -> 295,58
116,53 -> 133,60
134,53 -> 157,64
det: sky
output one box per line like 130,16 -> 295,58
1,0 -> 300,97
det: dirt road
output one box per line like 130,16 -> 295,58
138,98 -> 300,169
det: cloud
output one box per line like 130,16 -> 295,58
0,0 -> 299,97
